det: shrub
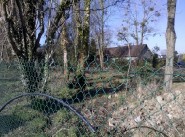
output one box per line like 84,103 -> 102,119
157,59 -> 166,68
9,105 -> 48,136
137,62 -> 153,77
58,87 -> 76,98
111,58 -> 129,71
152,53 -> 158,68
13,106 -> 45,121
27,117 -> 47,132
52,109 -> 79,137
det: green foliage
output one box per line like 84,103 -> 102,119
134,61 -> 154,85
118,95 -> 126,105
87,39 -> 97,64
68,74 -> 86,91
4,105 -> 49,136
157,59 -> 166,68
68,127 -> 78,137
110,80 -> 123,89
2,56 -> 185,137
0,115 -> 22,136
53,109 -> 97,136
152,53 -> 158,68
182,54 -> 185,62
111,59 -> 129,71
58,87 -> 76,98
30,98 -> 61,114
27,117 -> 47,132
52,109 -> 80,137
13,106 -> 43,121
54,109 -> 69,124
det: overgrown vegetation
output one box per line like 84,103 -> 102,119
1,59 -> 185,136
0,0 -> 181,136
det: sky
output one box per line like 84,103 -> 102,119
107,0 -> 185,54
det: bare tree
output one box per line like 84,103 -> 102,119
61,23 -> 69,78
68,0 -> 91,90
59,0 -> 69,79
91,0 -> 117,69
2,0 -> 71,92
73,0 -> 82,62
164,0 -> 177,91
118,0 -> 161,45
95,0 -> 105,70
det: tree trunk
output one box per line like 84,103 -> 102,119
99,44 -> 104,70
99,0 -> 104,70
0,44 -> 4,62
2,0 -> 71,94
60,10 -> 68,78
73,1 -> 81,63
135,23 -> 139,46
97,34 -> 104,70
77,0 -> 90,71
63,47 -> 68,76
134,3 -> 139,46
74,0 -> 91,91
164,0 -> 177,91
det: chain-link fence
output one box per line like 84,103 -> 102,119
0,58 -> 185,137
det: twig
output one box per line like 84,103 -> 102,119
52,127 -> 69,137
124,125 -> 169,137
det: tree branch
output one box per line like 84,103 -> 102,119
2,1 -> 24,58
34,0 -> 45,53
46,0 -> 71,46
124,126 -> 169,137
15,0 -> 28,56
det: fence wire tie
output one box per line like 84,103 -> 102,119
0,92 -> 96,133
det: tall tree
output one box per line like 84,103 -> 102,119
118,0 -> 161,45
81,0 -> 91,68
59,0 -> 69,79
91,0 -> 115,69
95,0 -> 105,69
73,0 -> 81,62
61,22 -> 69,78
2,0 -> 71,93
164,0 -> 177,91
71,0 -> 91,90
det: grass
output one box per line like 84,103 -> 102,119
0,104 -> 49,137
0,80 -> 23,106
1,61 -> 185,136
0,62 -> 129,136
0,114 -> 23,136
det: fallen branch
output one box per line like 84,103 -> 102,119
124,125 -> 168,137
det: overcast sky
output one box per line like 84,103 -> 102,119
108,0 -> 185,54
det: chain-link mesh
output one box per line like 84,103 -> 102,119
0,57 -> 185,137
0,0 -> 183,136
